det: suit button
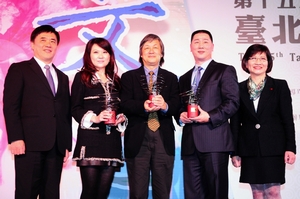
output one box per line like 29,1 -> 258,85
255,124 -> 260,129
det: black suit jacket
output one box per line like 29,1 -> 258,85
230,76 -> 296,156
3,58 -> 72,154
179,60 -> 239,155
120,66 -> 180,158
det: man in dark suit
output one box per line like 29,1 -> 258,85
120,34 -> 180,199
178,30 -> 239,199
3,25 -> 72,199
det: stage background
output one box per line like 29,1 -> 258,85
0,0 -> 299,198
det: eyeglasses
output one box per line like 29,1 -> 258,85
249,57 -> 267,62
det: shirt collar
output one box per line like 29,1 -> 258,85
144,66 -> 159,76
194,59 -> 212,71
34,57 -> 53,69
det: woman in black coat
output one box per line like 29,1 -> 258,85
71,38 -> 127,199
230,44 -> 296,199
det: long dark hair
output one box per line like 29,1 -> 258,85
80,38 -> 120,89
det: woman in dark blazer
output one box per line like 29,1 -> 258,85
230,44 -> 296,199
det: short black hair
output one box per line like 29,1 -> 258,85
191,30 -> 213,43
30,25 -> 60,44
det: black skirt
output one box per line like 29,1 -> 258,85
240,155 -> 285,184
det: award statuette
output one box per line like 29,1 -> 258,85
140,73 -> 165,108
187,91 -> 199,118
148,83 -> 158,108
148,94 -> 155,108
103,92 -> 119,125
180,90 -> 199,118
187,103 -> 198,118
98,79 -> 120,126
104,105 -> 116,125
95,76 -> 121,135
105,111 -> 116,124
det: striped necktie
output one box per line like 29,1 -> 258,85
192,66 -> 202,93
147,71 -> 160,132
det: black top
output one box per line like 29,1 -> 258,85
71,72 -> 123,168
230,76 -> 296,157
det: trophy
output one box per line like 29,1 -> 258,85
180,89 -> 199,118
148,83 -> 158,108
141,74 -> 165,107
104,94 -> 119,125
99,81 -> 120,125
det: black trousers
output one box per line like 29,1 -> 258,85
14,144 -> 64,199
183,151 -> 229,199
126,128 -> 174,199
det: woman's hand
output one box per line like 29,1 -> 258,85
91,110 -> 112,123
114,113 -> 126,125
115,113 -> 128,135
231,156 -> 241,167
285,151 -> 296,164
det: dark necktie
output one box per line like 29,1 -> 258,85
148,71 -> 160,132
44,65 -> 55,95
192,66 -> 202,93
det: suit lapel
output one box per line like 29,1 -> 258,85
157,68 -> 166,93
179,68 -> 193,105
135,66 -> 149,95
240,80 -> 257,118
198,61 -> 215,89
256,76 -> 274,116
29,58 -> 56,96
240,76 -> 275,119
53,65 -> 61,96
29,58 -> 53,92
182,68 -> 193,92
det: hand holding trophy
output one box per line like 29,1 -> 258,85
187,91 -> 199,118
180,89 -> 199,118
99,81 -> 120,126
141,74 -> 165,108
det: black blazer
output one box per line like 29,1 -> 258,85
3,58 -> 72,154
120,66 -> 180,158
179,60 -> 239,155
230,76 -> 296,156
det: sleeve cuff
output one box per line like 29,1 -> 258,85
81,111 -> 96,128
